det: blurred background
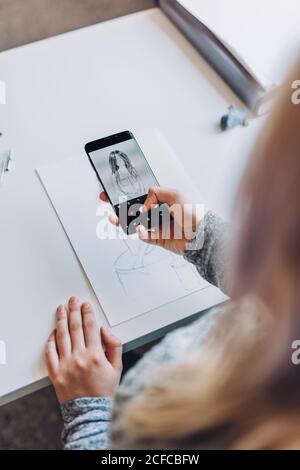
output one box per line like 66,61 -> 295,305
0,0 -> 155,52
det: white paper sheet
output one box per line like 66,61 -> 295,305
178,0 -> 300,86
37,130 -> 209,326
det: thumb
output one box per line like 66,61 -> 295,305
144,187 -> 178,211
101,327 -> 123,371
143,186 -> 159,211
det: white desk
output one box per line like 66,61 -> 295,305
0,8 -> 263,404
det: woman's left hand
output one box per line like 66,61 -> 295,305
45,297 -> 123,405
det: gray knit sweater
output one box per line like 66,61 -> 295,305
61,211 -> 229,450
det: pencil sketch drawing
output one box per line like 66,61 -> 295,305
109,150 -> 145,200
114,237 -> 202,298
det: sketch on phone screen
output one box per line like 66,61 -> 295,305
109,150 -> 145,200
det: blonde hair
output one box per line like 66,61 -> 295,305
113,61 -> 300,449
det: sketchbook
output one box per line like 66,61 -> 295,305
37,130 -> 211,327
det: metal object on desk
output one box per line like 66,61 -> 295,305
0,148 -> 13,187
220,105 -> 249,131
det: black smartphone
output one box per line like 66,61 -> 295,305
85,130 -> 168,235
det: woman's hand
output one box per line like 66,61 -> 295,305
45,297 -> 122,405
99,187 -> 202,255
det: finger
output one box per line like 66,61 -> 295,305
143,187 -> 179,211
108,213 -> 119,226
136,224 -> 161,246
101,327 -> 123,371
55,304 -> 71,358
68,296 -> 85,351
143,186 -> 160,211
45,330 -> 59,377
81,302 -> 102,350
99,192 -> 109,203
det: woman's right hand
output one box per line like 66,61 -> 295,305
100,187 -> 203,255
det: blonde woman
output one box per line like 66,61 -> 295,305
46,61 -> 300,449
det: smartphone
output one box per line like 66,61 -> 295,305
85,131 -> 169,235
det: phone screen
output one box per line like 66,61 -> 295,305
88,135 -> 158,206
86,132 -> 167,234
